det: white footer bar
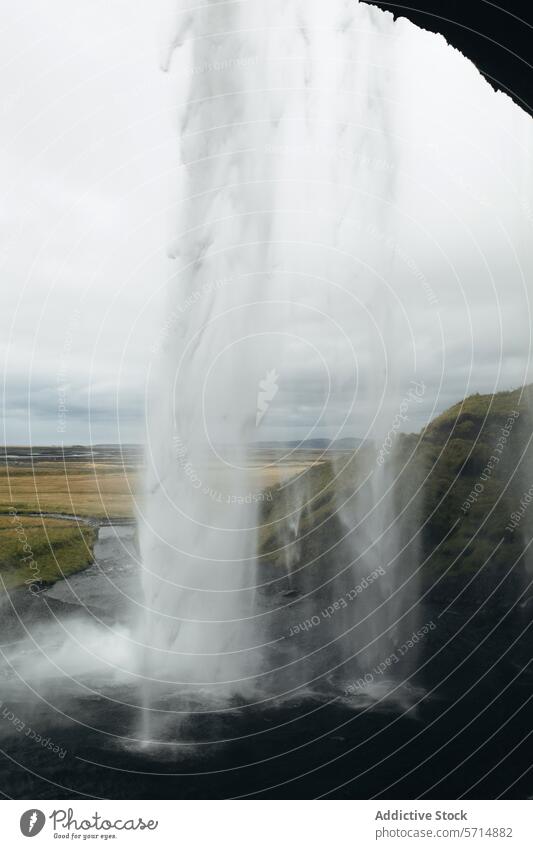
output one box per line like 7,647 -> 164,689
2,800 -> 532,848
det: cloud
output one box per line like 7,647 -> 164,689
1,1 -> 532,445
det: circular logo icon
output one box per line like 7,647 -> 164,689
20,810 -> 46,837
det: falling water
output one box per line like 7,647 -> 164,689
139,0 -> 433,738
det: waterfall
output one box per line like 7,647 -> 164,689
139,0 -> 422,737
138,0 -> 533,739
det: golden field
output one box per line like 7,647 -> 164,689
0,452 -> 139,591
0,460 -> 139,521
0,447 -> 324,591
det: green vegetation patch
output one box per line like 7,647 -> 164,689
0,514 -> 96,592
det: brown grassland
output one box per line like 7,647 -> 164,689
0,451 -> 321,592
0,458 -> 138,592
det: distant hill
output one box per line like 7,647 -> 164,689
0,444 -> 143,465
252,437 -> 365,450
3,438 -> 364,460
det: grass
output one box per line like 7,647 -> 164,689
0,514 -> 96,591
0,455 -> 315,522
0,461 -> 139,520
0,456 -> 136,592
423,385 -> 530,442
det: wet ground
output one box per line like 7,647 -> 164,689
0,526 -> 532,799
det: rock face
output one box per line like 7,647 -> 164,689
259,385 -> 533,616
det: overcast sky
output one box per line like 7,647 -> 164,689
1,1 -> 176,444
1,1 -> 532,445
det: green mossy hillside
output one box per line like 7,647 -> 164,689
259,385 -> 533,609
